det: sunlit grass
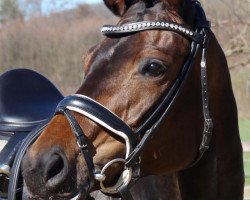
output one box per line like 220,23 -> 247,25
244,152 -> 250,186
240,118 -> 250,188
239,119 -> 250,141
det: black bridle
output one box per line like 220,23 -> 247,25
54,1 -> 212,199
8,1 -> 213,200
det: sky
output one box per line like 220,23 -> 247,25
41,0 -> 102,14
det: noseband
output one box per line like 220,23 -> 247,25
9,1 -> 213,200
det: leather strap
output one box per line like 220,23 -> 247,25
117,185 -> 134,200
8,123 -> 48,200
189,28 -> 213,167
0,140 -> 22,198
57,95 -> 138,154
56,108 -> 95,189
126,41 -> 199,167
102,20 -> 204,44
55,96 -> 139,198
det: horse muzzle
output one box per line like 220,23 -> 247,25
22,145 -> 84,199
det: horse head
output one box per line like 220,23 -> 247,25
22,0 -> 218,199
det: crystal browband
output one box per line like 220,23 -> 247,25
101,21 -> 204,44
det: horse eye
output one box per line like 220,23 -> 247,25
141,61 -> 167,77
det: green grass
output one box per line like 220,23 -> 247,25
240,119 -> 250,186
239,119 -> 250,142
244,152 -> 250,185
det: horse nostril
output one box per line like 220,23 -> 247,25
44,153 -> 68,188
46,154 -> 63,179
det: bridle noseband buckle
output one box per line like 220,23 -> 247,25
204,119 -> 213,133
77,141 -> 88,149
201,119 -> 213,150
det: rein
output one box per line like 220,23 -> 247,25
8,1 -> 213,200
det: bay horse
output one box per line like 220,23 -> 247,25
21,0 -> 244,199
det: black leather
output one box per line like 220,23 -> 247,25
57,108 -> 95,190
102,21 -> 204,45
0,69 -> 63,132
0,132 -> 26,165
55,95 -> 139,198
117,185 -> 134,200
57,95 -> 138,152
8,124 -> 47,200
0,68 -> 64,199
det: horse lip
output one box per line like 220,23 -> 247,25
56,191 -> 84,200
24,191 -> 87,200
69,189 -> 88,200
70,192 -> 82,200
61,182 -> 90,200
23,179 -> 90,200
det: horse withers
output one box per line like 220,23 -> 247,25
21,0 -> 244,199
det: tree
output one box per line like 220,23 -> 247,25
0,0 -> 22,22
20,0 -> 42,17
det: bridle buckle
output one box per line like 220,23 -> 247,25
77,140 -> 88,149
204,118 -> 213,133
200,119 -> 213,150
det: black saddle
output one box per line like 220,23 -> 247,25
0,68 -> 63,132
0,68 -> 63,199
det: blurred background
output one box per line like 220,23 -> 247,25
0,0 -> 249,197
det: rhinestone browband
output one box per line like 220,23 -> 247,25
101,21 -> 204,44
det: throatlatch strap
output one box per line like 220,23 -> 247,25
189,28 -> 213,167
188,1 -> 213,167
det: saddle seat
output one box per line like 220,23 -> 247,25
0,68 -> 64,132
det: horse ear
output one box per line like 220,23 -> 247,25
163,0 -> 195,24
103,0 -> 140,16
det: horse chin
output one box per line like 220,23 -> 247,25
22,180 -> 90,200
22,183 -> 31,200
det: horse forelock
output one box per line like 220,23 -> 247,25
117,0 -> 196,27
